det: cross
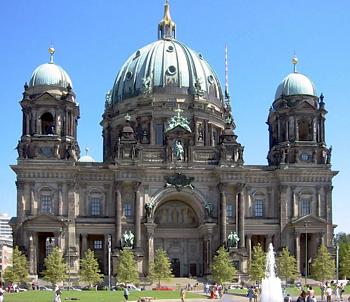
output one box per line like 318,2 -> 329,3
174,104 -> 183,118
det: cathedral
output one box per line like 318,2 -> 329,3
10,1 -> 337,280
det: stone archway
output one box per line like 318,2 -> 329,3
148,188 -> 207,277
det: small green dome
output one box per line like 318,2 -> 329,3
275,72 -> 316,100
29,62 -> 73,88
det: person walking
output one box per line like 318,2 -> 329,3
0,282 -> 4,302
180,288 -> 186,302
247,286 -> 255,302
53,285 -> 61,302
123,286 -> 129,301
320,283 -> 326,302
325,285 -> 332,302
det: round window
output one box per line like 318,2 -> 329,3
167,45 -> 174,52
125,71 -> 133,80
208,75 -> 215,84
134,50 -> 141,58
167,65 -> 177,75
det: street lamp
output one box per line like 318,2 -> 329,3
304,220 -> 310,286
333,235 -> 339,284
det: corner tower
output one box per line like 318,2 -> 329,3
17,48 -> 80,161
267,57 -> 330,166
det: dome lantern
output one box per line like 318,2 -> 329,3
158,0 -> 176,40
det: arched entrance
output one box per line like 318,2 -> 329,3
152,193 -> 205,277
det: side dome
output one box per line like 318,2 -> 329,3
28,47 -> 73,89
111,39 -> 223,104
275,72 -> 316,100
29,63 -> 72,88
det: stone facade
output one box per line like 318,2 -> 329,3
10,2 -> 336,280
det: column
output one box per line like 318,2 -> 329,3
237,184 -> 246,248
295,232 -> 301,273
104,234 -> 109,274
219,184 -> 227,245
115,182 -> 122,248
134,182 -> 142,249
247,235 -> 252,262
292,188 -> 298,218
29,233 -> 36,275
145,223 -> 156,273
25,112 -> 30,135
58,184 -> 63,215
30,184 -> 36,215
82,233 -> 88,255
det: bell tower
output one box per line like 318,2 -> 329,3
267,56 -> 331,166
17,48 -> 80,161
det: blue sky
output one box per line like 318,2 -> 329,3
1,1 -> 349,233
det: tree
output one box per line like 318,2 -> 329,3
148,249 -> 173,287
249,243 -> 266,284
116,249 -> 139,284
276,247 -> 298,283
80,249 -> 103,288
3,246 -> 29,284
311,244 -> 335,282
337,232 -> 350,279
211,246 -> 236,285
42,246 -> 68,286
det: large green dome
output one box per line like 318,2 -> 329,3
111,39 -> 223,104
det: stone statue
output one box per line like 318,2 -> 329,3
145,202 -> 154,218
227,231 -> 240,248
122,230 -> 134,248
175,140 -> 184,161
204,202 -> 214,218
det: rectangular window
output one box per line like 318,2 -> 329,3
255,199 -> 263,217
123,203 -> 132,217
41,195 -> 52,214
93,240 -> 103,250
301,199 -> 311,216
90,198 -> 101,216
226,204 -> 234,218
155,123 -> 164,145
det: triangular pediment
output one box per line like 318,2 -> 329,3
295,99 -> 316,110
32,92 -> 58,103
290,214 -> 327,232
23,213 -> 64,226
166,124 -> 191,135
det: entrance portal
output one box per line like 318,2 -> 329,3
171,258 -> 180,277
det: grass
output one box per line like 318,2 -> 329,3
4,289 -> 204,302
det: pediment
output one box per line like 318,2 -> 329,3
295,100 -> 316,110
23,213 -> 64,226
32,92 -> 58,103
290,214 -> 327,232
166,125 -> 192,135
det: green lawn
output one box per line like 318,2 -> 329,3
4,289 -> 204,302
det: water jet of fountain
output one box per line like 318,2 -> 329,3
260,243 -> 284,302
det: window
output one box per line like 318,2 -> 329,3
93,240 -> 103,250
40,195 -> 52,214
90,197 -> 101,216
227,204 -> 234,218
155,123 -> 164,145
301,199 -> 311,216
41,112 -> 55,135
45,237 -> 55,257
255,199 -> 264,217
123,203 -> 132,217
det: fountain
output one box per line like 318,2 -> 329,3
260,243 -> 284,302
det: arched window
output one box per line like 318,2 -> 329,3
41,112 -> 55,135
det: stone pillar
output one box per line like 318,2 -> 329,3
292,188 -> 298,218
247,234 -> 252,262
115,183 -> 122,248
16,181 -> 25,222
30,184 -> 37,216
104,234 -> 109,274
29,232 -> 37,275
219,184 -> 227,245
25,112 -> 30,135
82,233 -> 88,255
237,184 -> 246,248
145,223 -> 156,273
134,182 -> 142,249
295,232 -> 301,273
58,184 -> 63,215
200,224 -> 215,275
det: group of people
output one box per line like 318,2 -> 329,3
296,286 -> 317,302
203,283 -> 225,299
320,281 -> 346,302
247,285 -> 260,302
